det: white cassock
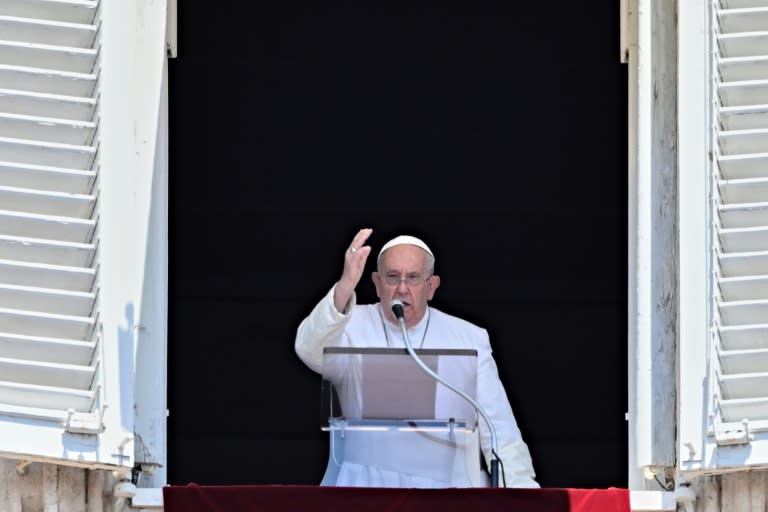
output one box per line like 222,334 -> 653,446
295,285 -> 539,489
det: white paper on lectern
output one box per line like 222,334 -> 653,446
323,349 -> 478,425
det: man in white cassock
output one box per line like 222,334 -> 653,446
295,228 -> 539,488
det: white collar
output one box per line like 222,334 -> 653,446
378,303 -> 431,348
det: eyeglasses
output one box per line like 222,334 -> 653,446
381,272 -> 431,287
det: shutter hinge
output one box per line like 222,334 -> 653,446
713,418 -> 752,446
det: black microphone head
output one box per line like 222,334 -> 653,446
391,299 -> 405,319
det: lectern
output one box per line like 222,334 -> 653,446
320,347 -> 488,487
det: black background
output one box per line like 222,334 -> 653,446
168,4 -> 628,488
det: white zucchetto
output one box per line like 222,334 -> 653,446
378,235 -> 434,258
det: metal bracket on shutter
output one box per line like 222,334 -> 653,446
713,418 -> 752,446
65,407 -> 105,435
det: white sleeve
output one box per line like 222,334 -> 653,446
294,284 -> 356,374
496,439 -> 539,488
475,330 -> 539,488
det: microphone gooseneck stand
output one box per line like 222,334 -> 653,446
391,300 -> 500,488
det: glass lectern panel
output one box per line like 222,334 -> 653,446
320,347 -> 478,429
319,347 -> 486,487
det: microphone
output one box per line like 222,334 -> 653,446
391,299 -> 405,320
389,299 -> 501,488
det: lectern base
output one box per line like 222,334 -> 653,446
321,419 -> 489,488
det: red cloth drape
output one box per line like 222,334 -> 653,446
163,484 -> 630,512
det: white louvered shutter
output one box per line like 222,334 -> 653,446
705,0 -> 768,467
0,0 -> 116,466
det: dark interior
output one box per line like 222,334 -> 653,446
168,4 -> 628,488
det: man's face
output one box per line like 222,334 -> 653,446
372,244 -> 440,328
